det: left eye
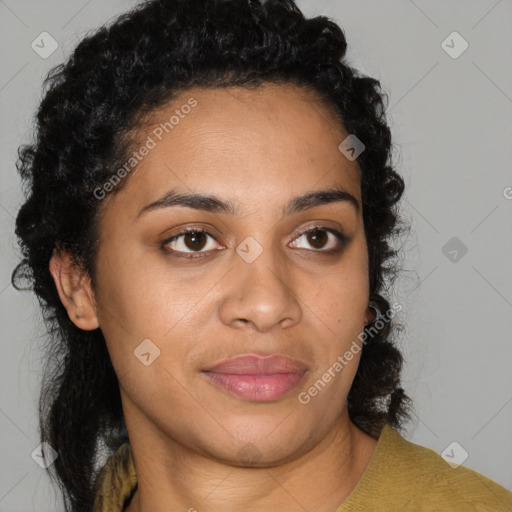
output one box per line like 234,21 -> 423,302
289,227 -> 347,251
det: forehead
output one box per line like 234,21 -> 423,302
101,83 -> 361,217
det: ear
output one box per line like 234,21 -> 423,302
49,248 -> 100,331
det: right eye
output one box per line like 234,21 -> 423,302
161,228 -> 224,259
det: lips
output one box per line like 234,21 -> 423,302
204,354 -> 309,374
202,354 -> 308,402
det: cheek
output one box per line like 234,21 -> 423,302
92,246 -> 167,366
95,241 -> 175,327
310,264 -> 369,333
93,249 -> 212,373
303,254 -> 369,380
302,277 -> 367,406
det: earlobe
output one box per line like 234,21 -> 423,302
364,304 -> 377,325
49,248 -> 100,331
365,301 -> 383,325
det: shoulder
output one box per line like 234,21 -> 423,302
401,442 -> 512,511
338,424 -> 512,512
92,442 -> 138,512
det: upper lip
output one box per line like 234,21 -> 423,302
203,354 -> 309,375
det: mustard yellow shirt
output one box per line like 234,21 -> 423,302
92,424 -> 512,511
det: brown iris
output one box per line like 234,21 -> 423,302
306,228 -> 328,249
183,230 -> 208,251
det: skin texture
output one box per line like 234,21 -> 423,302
49,83 -> 379,512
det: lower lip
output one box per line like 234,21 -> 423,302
202,372 -> 306,402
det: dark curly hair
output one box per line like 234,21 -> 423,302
11,0 -> 414,510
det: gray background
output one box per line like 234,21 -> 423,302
1,0 -> 511,510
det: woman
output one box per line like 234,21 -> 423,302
11,0 -> 512,511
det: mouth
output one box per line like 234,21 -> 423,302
201,354 -> 309,402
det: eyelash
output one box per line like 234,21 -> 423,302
160,226 -> 351,260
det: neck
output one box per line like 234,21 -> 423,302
124,408 -> 378,512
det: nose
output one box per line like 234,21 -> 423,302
218,244 -> 303,333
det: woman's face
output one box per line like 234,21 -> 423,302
85,83 -> 373,465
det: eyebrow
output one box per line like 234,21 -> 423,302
136,185 -> 360,219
